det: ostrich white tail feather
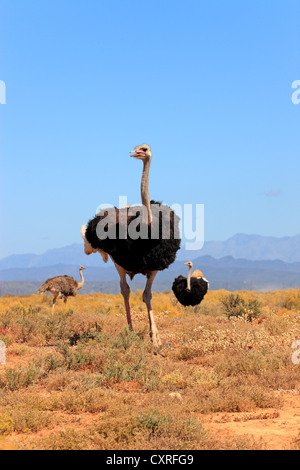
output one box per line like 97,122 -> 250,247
80,225 -> 108,263
81,225 -> 94,255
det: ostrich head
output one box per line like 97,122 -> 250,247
79,266 -> 86,271
184,261 -> 193,269
130,144 -> 152,161
130,144 -> 152,224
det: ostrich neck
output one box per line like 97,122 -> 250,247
141,158 -> 152,224
187,266 -> 192,291
77,270 -> 84,290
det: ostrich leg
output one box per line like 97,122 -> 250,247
52,293 -> 59,314
143,271 -> 161,348
114,263 -> 133,330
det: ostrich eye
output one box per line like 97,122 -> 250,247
141,147 -> 147,152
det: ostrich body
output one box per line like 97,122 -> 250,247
38,266 -> 86,312
172,261 -> 209,307
81,145 -> 181,348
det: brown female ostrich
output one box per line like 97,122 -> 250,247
38,266 -> 86,312
81,144 -> 181,349
172,261 -> 209,307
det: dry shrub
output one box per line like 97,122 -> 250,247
0,414 -> 14,435
48,389 -> 109,414
86,407 -> 211,450
45,370 -> 100,392
39,429 -> 90,450
161,371 -> 189,390
0,392 -> 50,434
8,406 -> 50,433
187,381 -> 281,414
214,348 -> 291,377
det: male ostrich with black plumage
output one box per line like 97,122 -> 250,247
38,266 -> 86,313
172,261 -> 209,306
81,144 -> 181,349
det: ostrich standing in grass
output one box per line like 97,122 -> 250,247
172,261 -> 209,307
38,266 -> 86,313
81,144 -> 181,349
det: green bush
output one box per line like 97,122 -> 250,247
221,294 -> 262,321
0,414 -> 14,435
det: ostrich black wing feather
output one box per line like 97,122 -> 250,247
172,276 -> 208,307
85,201 -> 181,274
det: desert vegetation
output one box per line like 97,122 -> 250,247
0,289 -> 299,450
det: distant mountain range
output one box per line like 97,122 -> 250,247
177,233 -> 300,263
1,234 -> 299,271
0,234 -> 299,295
0,244 -> 91,270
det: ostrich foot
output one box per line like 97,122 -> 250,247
150,328 -> 166,356
150,328 -> 161,348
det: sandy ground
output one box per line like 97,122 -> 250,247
201,391 -> 300,450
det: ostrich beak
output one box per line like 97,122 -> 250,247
130,150 -> 145,159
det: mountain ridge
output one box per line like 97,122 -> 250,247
0,233 -> 299,295
0,255 -> 299,295
1,233 -> 300,270
177,233 -> 300,263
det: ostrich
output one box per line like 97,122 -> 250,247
81,144 -> 181,348
172,261 -> 209,306
38,266 -> 86,312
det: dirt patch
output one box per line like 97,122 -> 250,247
201,392 -> 300,450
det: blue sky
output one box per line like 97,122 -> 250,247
0,0 -> 299,258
